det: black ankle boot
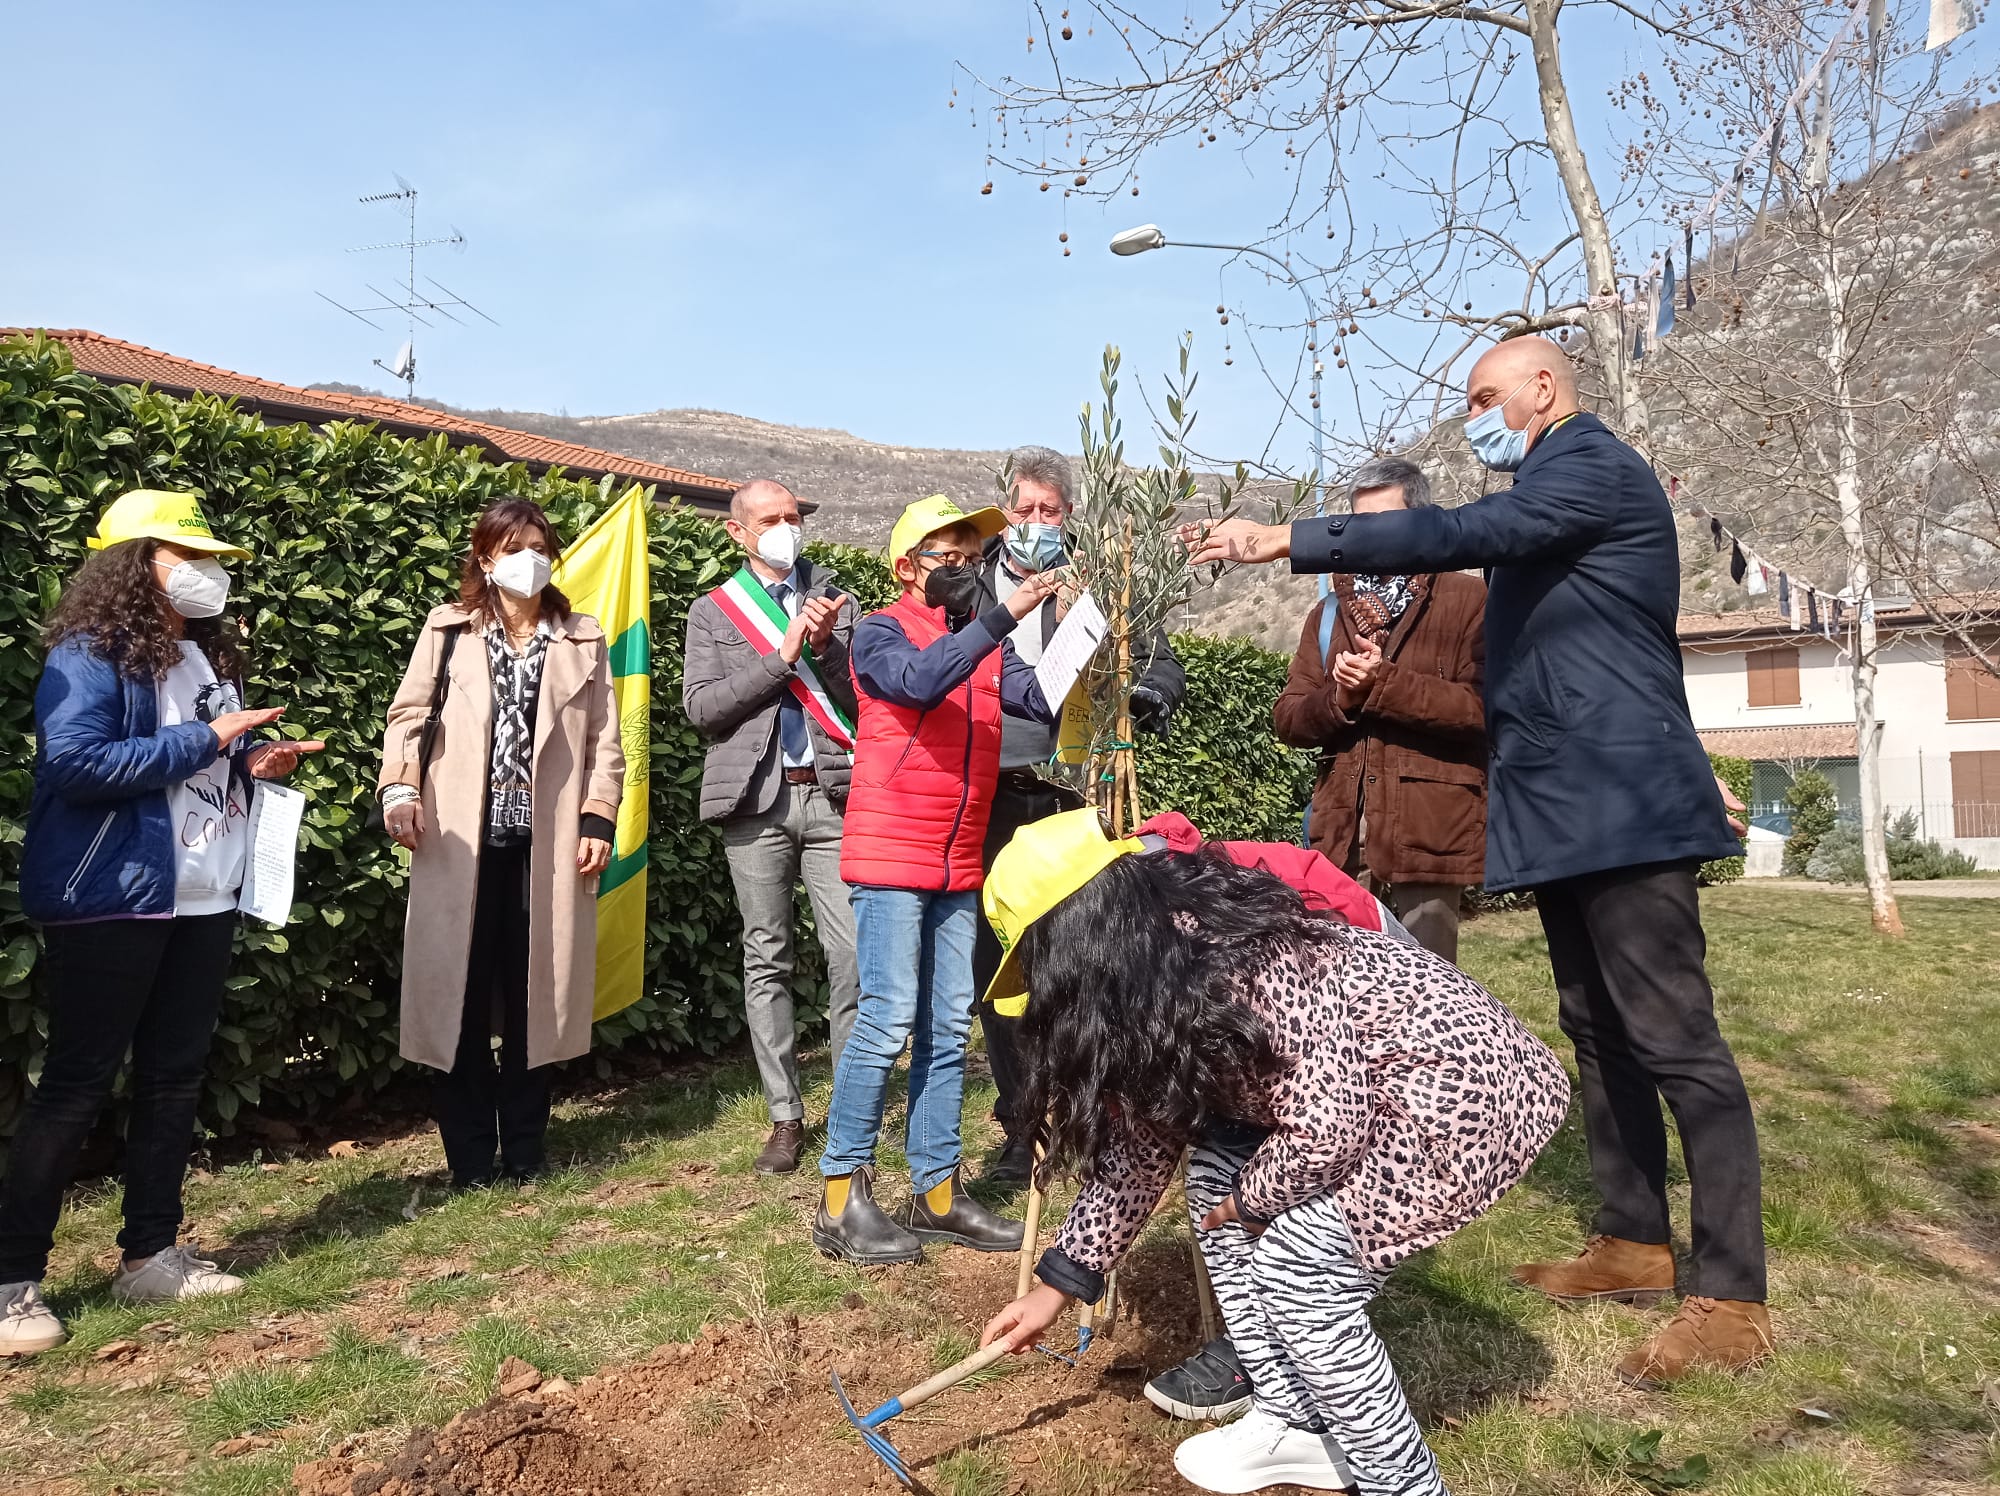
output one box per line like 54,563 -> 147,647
897,1166 -> 1025,1253
987,1131 -> 1036,1185
813,1166 -> 924,1265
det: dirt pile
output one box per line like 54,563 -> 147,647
293,1247 -> 1211,1496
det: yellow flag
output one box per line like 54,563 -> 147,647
551,485 -> 651,1020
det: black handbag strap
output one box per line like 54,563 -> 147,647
414,625 -> 464,786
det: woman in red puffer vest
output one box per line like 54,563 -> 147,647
814,496 -> 1059,1268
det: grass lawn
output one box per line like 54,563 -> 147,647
1,885 -> 1996,1495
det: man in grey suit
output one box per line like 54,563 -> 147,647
684,480 -> 861,1175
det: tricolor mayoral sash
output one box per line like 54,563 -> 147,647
708,567 -> 856,751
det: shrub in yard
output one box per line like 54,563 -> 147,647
1699,753 -> 1753,886
1805,810 -> 1979,884
1782,769 -> 1839,874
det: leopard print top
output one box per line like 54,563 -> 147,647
1049,926 -> 1570,1276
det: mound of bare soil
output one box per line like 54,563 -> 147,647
293,1247 -> 1221,1496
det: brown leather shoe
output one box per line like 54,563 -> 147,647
1617,1297 -> 1772,1388
1512,1235 -> 1675,1305
753,1121 -> 805,1175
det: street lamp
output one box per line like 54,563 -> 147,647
1108,224 -> 1325,517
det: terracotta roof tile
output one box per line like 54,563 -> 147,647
1697,724 -> 1859,760
8,328 -> 737,509
1678,596 -> 2000,644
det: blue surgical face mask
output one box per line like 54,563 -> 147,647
1465,377 -> 1536,472
1003,521 -> 1065,574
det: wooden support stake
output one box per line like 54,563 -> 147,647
1016,1143 -> 1046,1300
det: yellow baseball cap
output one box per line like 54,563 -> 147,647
88,489 -> 251,560
982,807 -> 1145,1018
888,494 -> 1007,564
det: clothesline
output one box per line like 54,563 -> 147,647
1667,476 -> 1864,646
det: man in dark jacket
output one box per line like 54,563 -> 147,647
1188,337 -> 1769,1390
971,446 -> 1188,1183
1274,456 -> 1485,962
683,480 -> 860,1177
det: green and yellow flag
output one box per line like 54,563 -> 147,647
551,484 -> 652,1020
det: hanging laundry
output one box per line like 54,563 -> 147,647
1748,562 -> 1769,597
1657,253 -> 1678,338
1730,542 -> 1747,583
1683,222 -> 1697,308
1928,0 -> 1972,50
1777,571 -> 1791,621
1807,589 -> 1821,630
1711,516 -> 1726,552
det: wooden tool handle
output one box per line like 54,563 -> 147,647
895,1339 -> 1015,1413
1015,1142 -> 1047,1299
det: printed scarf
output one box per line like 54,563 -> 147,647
1344,573 -> 1417,640
485,621 -> 550,845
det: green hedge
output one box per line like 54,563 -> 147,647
1700,754 -> 1753,887
1,335 -> 1321,1138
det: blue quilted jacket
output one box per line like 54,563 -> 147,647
19,637 -> 237,922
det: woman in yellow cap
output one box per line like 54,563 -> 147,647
978,811 -> 1569,1496
0,492 -> 322,1358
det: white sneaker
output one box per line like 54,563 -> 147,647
0,1281 -> 67,1357
110,1244 -> 244,1303
1173,1405 -> 1355,1493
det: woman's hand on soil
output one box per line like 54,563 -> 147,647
577,837 -> 613,876
981,1283 -> 1071,1355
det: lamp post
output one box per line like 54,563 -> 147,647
1109,224 -> 1326,517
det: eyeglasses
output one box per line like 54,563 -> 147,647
916,549 -> 978,569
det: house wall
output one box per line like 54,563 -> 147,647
1681,631 -> 2000,869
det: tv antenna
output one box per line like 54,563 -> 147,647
316,174 -> 497,400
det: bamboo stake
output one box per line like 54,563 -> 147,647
1182,1151 -> 1221,1345
1016,1143 -> 1046,1299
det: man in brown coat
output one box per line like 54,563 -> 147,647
1273,457 -> 1485,962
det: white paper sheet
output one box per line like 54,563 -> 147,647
1032,588 -> 1110,711
238,782 -> 305,927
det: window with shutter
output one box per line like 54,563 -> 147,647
1951,751 -> 2000,838
1944,645 -> 2000,721
1746,646 -> 1801,708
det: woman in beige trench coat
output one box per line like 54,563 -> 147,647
376,498 -> 625,1188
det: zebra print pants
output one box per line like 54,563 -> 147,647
1187,1140 -> 1448,1496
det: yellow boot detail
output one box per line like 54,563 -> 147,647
824,1174 -> 853,1217
923,1176 -> 954,1215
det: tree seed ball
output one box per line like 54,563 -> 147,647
1075,174 -> 1087,186
981,183 -> 993,195
1040,182 -> 1050,192
1059,232 -> 1069,242
1062,26 -> 1073,39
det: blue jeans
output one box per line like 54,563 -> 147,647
820,886 -> 978,1192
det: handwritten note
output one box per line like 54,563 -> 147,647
238,782 -> 305,927
1033,588 -> 1110,713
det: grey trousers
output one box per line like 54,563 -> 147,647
1379,883 -> 1461,966
720,781 -> 860,1124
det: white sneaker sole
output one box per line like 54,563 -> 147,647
0,1327 -> 67,1357
1171,1448 -> 1353,1494
1143,1383 -> 1254,1422
110,1276 -> 244,1304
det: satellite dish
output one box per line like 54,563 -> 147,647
390,342 -> 415,380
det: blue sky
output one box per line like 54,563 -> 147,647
5,2 -> 1991,469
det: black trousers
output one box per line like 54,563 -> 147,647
435,843 -> 553,1187
1537,861 -> 1767,1302
972,774 -> 1087,1135
0,913 -> 236,1282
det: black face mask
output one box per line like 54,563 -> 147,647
924,564 -> 981,623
